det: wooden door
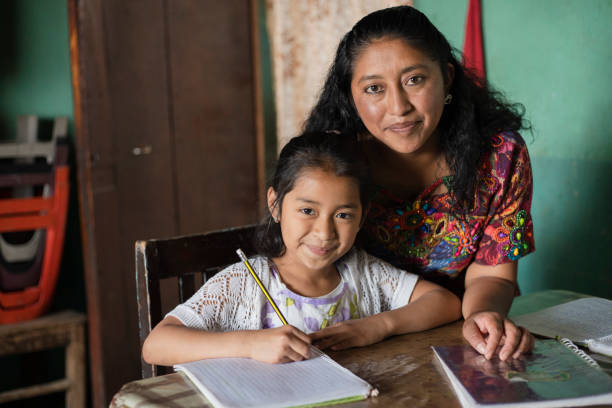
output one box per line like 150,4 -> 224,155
68,0 -> 262,406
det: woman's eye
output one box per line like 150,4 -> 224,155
300,208 -> 315,215
336,212 -> 354,220
405,75 -> 424,86
365,84 -> 383,94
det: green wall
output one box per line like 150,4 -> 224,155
415,0 -> 612,297
0,1 -> 74,139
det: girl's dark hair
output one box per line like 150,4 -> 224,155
255,131 -> 371,258
303,5 -> 530,210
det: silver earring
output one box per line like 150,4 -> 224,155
444,94 -> 453,105
273,217 -> 279,223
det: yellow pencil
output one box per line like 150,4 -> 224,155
236,248 -> 288,326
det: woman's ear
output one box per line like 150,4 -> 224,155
445,62 -> 455,93
267,187 -> 280,222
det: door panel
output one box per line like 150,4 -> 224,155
70,0 -> 261,406
168,0 -> 258,234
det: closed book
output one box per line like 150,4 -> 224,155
433,339 -> 612,407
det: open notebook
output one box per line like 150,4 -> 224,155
512,297 -> 612,356
433,339 -> 612,407
174,349 -> 377,408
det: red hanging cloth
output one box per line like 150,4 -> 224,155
463,0 -> 486,82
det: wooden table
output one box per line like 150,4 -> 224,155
110,290 -> 606,407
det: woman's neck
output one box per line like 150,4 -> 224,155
365,134 -> 449,200
270,257 -> 341,298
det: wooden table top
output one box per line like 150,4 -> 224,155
110,290 -> 607,408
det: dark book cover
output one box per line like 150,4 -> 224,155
433,340 -> 612,407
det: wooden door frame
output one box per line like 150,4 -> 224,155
68,0 -> 265,406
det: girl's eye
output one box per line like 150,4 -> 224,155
300,208 -> 315,216
365,84 -> 383,94
336,212 -> 354,220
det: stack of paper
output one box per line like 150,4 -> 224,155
513,297 -> 612,356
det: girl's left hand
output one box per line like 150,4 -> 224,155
309,317 -> 388,351
463,311 -> 534,361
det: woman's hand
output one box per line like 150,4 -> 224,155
249,325 -> 312,364
462,261 -> 533,360
309,317 -> 388,351
463,311 -> 534,360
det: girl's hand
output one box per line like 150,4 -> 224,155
463,311 -> 534,361
249,325 -> 312,364
309,317 -> 388,351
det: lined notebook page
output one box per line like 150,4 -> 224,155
513,297 -> 612,343
175,353 -> 373,408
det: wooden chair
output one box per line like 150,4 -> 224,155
0,310 -> 86,407
135,224 -> 257,378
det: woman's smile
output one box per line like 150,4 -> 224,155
386,120 -> 422,134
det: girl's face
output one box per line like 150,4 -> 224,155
268,168 -> 363,276
350,37 -> 453,155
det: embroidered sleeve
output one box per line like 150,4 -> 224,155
166,261 -> 261,331
475,132 -> 535,265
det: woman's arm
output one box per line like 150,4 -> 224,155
309,279 -> 461,350
462,261 -> 534,361
142,316 -> 312,365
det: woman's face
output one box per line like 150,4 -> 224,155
350,37 -> 452,155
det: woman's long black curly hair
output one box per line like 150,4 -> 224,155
303,6 -> 530,210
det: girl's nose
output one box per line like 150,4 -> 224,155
387,85 -> 412,116
313,216 -> 336,241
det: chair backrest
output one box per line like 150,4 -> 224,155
135,224 -> 257,378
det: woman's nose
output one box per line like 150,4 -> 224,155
387,85 -> 412,116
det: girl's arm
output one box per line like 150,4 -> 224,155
309,279 -> 461,350
142,316 -> 312,365
462,261 -> 534,361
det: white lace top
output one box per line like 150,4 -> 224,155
167,248 -> 418,334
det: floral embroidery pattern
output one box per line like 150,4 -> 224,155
360,131 -> 535,286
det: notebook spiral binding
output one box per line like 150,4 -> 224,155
559,338 -> 601,369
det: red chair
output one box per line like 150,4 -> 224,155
0,140 -> 69,324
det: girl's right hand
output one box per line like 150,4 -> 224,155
249,325 -> 312,364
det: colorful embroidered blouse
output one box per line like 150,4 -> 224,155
359,131 -> 535,296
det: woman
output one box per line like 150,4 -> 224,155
304,5 -> 534,361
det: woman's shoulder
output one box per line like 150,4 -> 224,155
483,130 -> 531,175
490,130 -> 528,152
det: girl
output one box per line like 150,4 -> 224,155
142,131 -> 460,366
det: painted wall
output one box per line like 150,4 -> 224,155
0,1 -> 74,139
415,0 -> 612,297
